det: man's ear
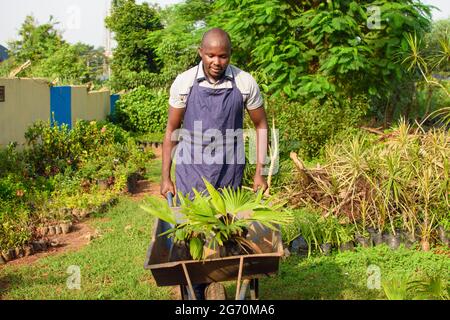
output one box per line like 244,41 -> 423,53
198,47 -> 203,58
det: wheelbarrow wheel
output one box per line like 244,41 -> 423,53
205,282 -> 227,300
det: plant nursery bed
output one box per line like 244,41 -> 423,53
0,222 -> 96,267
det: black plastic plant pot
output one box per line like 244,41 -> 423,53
437,226 -> 450,247
355,234 -> 371,248
290,236 -> 309,256
168,241 -> 192,262
383,233 -> 401,250
339,242 -> 354,252
320,243 -> 332,256
370,232 -> 383,246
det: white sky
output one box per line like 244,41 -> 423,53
0,0 -> 449,48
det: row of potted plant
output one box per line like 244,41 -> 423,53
285,122 -> 449,252
283,207 -> 450,257
1,119 -> 154,258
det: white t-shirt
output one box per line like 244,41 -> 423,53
169,61 -> 264,110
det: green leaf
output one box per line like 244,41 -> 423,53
189,237 -> 203,260
202,178 -> 226,214
140,197 -> 176,225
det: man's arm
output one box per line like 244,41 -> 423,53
247,107 -> 269,192
160,106 -> 185,197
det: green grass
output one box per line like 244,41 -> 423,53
0,198 -> 173,300
144,158 -> 162,182
1,195 -> 449,300
255,245 -> 450,300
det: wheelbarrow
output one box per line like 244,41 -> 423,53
143,192 -> 284,300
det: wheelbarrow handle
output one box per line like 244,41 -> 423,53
166,192 -> 174,207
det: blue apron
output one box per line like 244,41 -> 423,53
175,66 -> 245,199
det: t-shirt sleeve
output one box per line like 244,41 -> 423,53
246,74 -> 264,110
169,75 -> 188,109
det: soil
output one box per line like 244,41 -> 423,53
1,223 -> 96,268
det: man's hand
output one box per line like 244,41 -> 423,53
253,174 -> 268,193
160,178 -> 175,197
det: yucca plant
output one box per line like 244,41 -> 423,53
382,276 -> 410,300
141,178 -> 293,260
409,276 -> 450,300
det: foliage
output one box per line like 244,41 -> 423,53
263,95 -> 370,159
145,0 -> 210,88
141,179 -> 293,260
210,0 -> 432,115
113,86 -> 168,133
4,15 -> 105,84
286,121 -> 450,251
399,19 -> 450,125
105,0 -> 162,90
31,43 -> 90,84
0,120 -> 154,251
0,208 -> 31,251
383,274 -> 450,300
8,15 -> 64,65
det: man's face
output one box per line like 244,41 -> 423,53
198,42 -> 231,82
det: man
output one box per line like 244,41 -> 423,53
160,28 -> 268,299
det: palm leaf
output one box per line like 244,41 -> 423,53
189,237 -> 204,260
140,196 -> 176,225
202,178 -> 226,214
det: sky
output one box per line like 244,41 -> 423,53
0,0 -> 449,49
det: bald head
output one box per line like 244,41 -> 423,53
200,28 -> 232,52
198,28 -> 232,82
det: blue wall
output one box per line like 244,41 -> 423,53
110,94 -> 120,120
50,86 -> 72,128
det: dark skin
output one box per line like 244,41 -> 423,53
161,30 -> 268,197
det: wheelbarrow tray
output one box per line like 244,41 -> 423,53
144,217 -> 284,287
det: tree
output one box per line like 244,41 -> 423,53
32,43 -> 90,84
210,0 -> 433,123
8,15 -> 64,65
5,15 -> 104,85
145,0 -> 211,88
105,0 -> 163,90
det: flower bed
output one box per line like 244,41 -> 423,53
0,120 -> 155,263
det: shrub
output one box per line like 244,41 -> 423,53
113,86 -> 168,134
263,95 -> 369,160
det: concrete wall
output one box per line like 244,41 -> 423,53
0,78 -> 120,147
72,87 -> 111,125
0,78 -> 50,146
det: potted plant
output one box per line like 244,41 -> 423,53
318,216 -> 336,255
355,230 -> 371,248
141,179 -> 293,261
383,228 -> 402,250
96,168 -> 113,191
337,224 -> 355,252
367,226 -> 383,246
436,217 -> 450,247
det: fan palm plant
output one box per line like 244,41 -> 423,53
141,178 -> 293,260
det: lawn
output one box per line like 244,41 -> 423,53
1,194 -> 448,300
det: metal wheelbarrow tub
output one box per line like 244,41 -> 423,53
144,217 -> 284,287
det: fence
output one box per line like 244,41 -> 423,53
0,78 -> 120,146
